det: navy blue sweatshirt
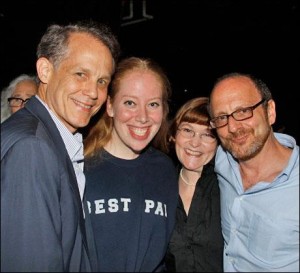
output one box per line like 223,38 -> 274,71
85,147 -> 178,272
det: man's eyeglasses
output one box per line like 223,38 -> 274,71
177,127 -> 216,143
210,98 -> 266,129
8,97 -> 31,107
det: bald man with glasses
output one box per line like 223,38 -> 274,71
208,72 -> 299,272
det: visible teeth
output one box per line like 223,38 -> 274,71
186,149 -> 201,156
132,128 -> 147,136
74,100 -> 91,109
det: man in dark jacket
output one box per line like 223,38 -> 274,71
1,20 -> 120,272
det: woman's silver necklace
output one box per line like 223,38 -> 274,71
180,168 -> 197,186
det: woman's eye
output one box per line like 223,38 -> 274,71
124,100 -> 135,106
149,102 -> 160,108
182,128 -> 191,133
218,115 -> 227,121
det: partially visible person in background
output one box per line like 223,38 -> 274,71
164,97 -> 223,272
209,72 -> 299,272
84,56 -> 178,272
1,20 -> 120,272
1,74 -> 38,122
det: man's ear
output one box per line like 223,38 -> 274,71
267,99 -> 276,126
106,96 -> 114,117
36,57 -> 52,84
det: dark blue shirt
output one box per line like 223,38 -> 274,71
85,147 -> 178,272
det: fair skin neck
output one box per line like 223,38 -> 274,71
210,76 -> 292,190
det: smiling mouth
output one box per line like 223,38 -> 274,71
185,149 -> 202,157
131,127 -> 148,136
231,134 -> 248,144
73,99 -> 92,109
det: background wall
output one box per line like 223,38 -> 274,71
1,0 -> 298,141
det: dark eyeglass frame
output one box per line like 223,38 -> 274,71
210,98 -> 267,129
7,97 -> 31,107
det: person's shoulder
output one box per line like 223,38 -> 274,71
84,149 -> 106,170
1,119 -> 55,162
1,108 -> 51,158
1,110 -> 39,137
146,146 -> 174,161
143,147 -> 177,171
215,144 -> 229,161
274,132 -> 298,148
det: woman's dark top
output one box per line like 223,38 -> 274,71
164,162 -> 224,272
85,147 -> 178,272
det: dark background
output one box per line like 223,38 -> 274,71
1,0 -> 299,142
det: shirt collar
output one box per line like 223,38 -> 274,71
35,95 -> 83,163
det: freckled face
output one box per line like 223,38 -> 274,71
39,33 -> 114,133
107,70 -> 164,157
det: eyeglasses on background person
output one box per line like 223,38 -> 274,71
210,98 -> 267,129
177,127 -> 216,143
8,97 -> 32,107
